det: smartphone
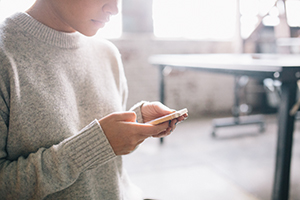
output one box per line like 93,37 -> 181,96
146,108 -> 188,125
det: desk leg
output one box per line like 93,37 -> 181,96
232,75 -> 241,120
159,65 -> 165,144
272,81 -> 297,200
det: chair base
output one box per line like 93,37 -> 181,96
211,114 -> 265,137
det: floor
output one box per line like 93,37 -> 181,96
123,114 -> 300,200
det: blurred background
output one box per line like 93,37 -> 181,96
1,0 -> 300,199
3,0 -> 300,115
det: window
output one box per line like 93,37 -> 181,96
239,0 -> 278,38
2,0 -> 299,40
285,0 -> 300,27
152,0 -> 237,40
152,0 -> 290,40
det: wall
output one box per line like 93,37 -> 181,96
110,34 -> 248,118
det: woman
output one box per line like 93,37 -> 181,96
0,0 -> 186,199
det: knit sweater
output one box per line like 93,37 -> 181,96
0,12 -> 144,200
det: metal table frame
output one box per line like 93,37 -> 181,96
211,75 -> 265,137
149,53 -> 300,200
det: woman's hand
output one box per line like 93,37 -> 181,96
99,111 -> 171,155
99,102 -> 187,155
141,101 -> 188,138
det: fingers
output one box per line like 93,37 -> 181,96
135,113 -> 187,138
99,110 -> 186,155
141,101 -> 175,122
151,119 -> 177,138
153,101 -> 175,115
174,114 -> 188,125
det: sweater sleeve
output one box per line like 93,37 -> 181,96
0,55 -> 116,199
0,118 -> 116,199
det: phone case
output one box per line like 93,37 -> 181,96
146,108 -> 188,125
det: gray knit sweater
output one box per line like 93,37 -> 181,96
0,12 -> 143,200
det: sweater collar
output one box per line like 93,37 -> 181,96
11,12 -> 83,49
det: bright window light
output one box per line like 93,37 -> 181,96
262,6 -> 280,26
239,0 -> 277,38
152,0 -> 237,40
285,0 -> 300,27
0,0 -> 35,22
0,0 -> 122,39
94,11 -> 122,39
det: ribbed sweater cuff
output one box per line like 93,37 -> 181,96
62,120 -> 116,172
130,101 -> 148,123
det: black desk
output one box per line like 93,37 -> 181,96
149,53 -> 300,200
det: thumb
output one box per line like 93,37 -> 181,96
134,122 -> 170,137
114,111 -> 137,122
